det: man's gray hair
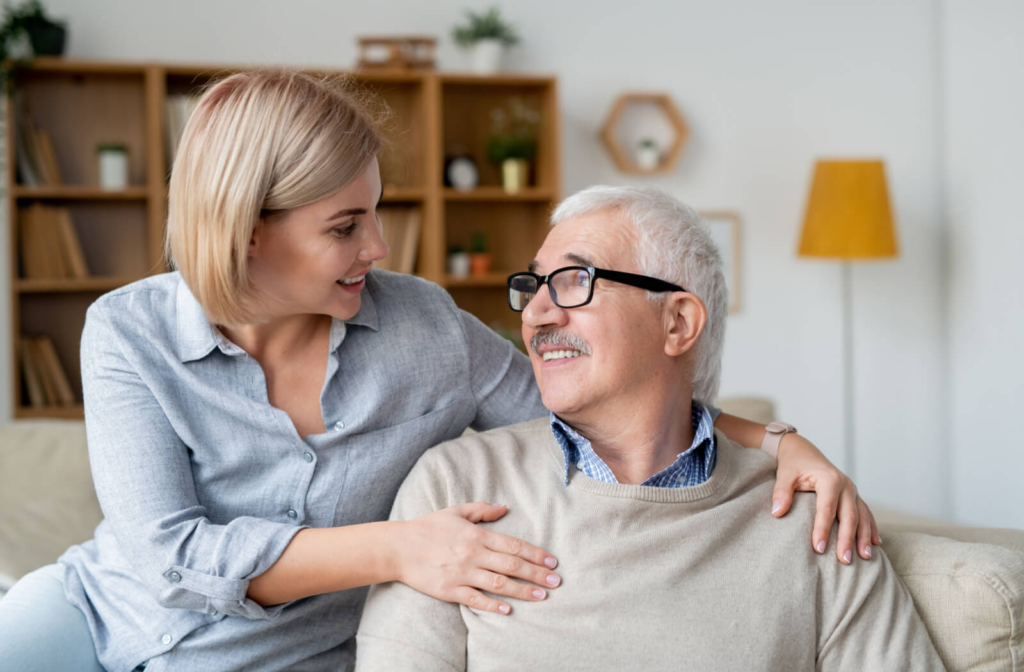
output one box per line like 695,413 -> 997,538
550,186 -> 728,404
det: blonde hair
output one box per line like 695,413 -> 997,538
166,69 -> 383,326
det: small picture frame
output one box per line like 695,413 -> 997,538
700,211 -> 742,314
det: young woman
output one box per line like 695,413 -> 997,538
0,70 -> 877,672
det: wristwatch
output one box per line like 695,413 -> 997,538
760,422 -> 798,458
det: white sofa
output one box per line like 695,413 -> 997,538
1,417 -> 1022,671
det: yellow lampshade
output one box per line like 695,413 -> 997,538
798,159 -> 898,260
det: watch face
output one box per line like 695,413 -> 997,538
447,157 -> 479,191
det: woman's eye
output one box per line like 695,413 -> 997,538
333,222 -> 358,238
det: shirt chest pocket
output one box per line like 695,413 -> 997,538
330,402 -> 473,527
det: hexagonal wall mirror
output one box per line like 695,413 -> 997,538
600,93 -> 689,175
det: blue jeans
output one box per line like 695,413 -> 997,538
0,564 -> 107,672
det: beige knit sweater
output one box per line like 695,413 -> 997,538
356,418 -> 944,672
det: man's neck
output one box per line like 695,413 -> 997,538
564,390 -> 697,485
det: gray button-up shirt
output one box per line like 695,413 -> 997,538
58,269 -> 546,672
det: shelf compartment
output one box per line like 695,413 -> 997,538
445,273 -> 509,288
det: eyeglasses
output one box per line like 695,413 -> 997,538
507,266 -> 686,311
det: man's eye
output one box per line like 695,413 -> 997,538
575,271 -> 590,287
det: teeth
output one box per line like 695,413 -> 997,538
339,275 -> 365,285
541,350 -> 582,361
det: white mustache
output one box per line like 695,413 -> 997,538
531,330 -> 592,356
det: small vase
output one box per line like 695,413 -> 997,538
447,252 -> 470,278
471,39 -> 504,74
98,145 -> 129,190
635,145 -> 661,170
501,158 -> 529,193
469,253 -> 492,276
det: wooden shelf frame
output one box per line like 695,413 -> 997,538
6,59 -> 560,419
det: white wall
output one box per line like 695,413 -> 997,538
5,0 -> 977,520
943,0 -> 1024,528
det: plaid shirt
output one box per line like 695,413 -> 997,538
550,402 -> 717,488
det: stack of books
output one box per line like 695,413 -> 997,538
18,204 -> 90,280
15,107 -> 63,187
19,336 -> 76,408
374,208 -> 421,274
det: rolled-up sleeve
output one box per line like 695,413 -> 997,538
80,302 -> 305,620
457,308 -> 546,431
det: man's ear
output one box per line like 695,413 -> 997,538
664,291 -> 707,357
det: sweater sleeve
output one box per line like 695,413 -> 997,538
80,302 -> 305,620
815,527 -> 947,671
356,451 -> 468,672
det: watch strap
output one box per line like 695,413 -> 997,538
760,421 -> 798,458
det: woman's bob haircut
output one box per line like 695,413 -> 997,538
165,69 -> 383,326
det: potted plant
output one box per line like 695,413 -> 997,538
0,0 -> 66,90
452,6 -> 519,74
469,231 -> 492,276
635,138 -> 661,170
486,97 -> 539,193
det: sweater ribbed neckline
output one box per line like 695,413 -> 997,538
539,424 -> 734,503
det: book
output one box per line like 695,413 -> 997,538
34,336 -> 76,407
398,208 -> 421,274
55,209 -> 89,278
28,338 -> 59,405
376,207 -> 421,274
13,100 -> 42,186
19,338 -> 47,408
34,131 -> 63,185
18,206 -> 46,278
165,94 -> 200,168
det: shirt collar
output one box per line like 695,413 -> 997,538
175,273 -> 380,363
549,402 -> 717,487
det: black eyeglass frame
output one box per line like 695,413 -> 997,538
506,266 -> 687,312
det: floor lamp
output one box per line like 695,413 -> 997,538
797,160 -> 898,481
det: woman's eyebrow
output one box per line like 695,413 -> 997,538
326,207 -> 367,221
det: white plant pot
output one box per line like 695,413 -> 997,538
635,145 -> 661,170
471,39 -> 505,74
447,252 -> 471,278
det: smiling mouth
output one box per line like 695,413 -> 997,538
541,349 -> 583,361
337,274 -> 366,286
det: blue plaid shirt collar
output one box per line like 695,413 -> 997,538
549,402 -> 717,488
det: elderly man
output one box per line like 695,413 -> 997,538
355,187 -> 943,671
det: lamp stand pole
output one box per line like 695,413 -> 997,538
841,262 -> 856,481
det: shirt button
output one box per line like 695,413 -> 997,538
334,421 -> 345,431
303,452 -> 314,463
287,509 -> 298,519
167,571 -> 181,583
161,634 -> 173,645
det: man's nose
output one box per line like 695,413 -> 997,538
522,282 -> 568,330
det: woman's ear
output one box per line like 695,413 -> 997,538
248,220 -> 263,259
664,292 -> 707,357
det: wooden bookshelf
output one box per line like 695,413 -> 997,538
7,59 -> 560,419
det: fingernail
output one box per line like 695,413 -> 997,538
864,546 -> 872,559
772,501 -> 782,515
498,603 -> 510,614
877,535 -> 883,544
816,540 -> 826,554
532,588 -> 546,599
495,503 -> 507,509
546,574 -> 561,587
544,556 -> 558,569
843,550 -> 852,564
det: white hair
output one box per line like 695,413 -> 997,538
550,186 -> 728,404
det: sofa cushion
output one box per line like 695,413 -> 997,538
0,420 -> 102,593
884,529 -> 1024,672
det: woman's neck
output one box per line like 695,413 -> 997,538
218,313 -> 331,361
